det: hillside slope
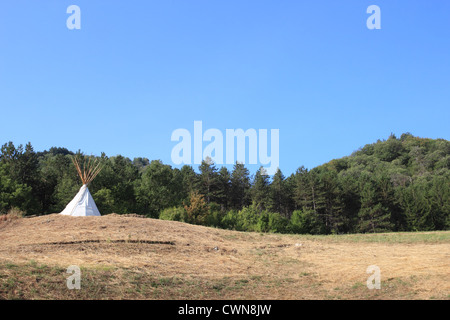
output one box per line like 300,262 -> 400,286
0,214 -> 449,299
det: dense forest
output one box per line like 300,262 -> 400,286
0,133 -> 449,234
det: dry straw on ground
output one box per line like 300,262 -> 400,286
0,214 -> 449,299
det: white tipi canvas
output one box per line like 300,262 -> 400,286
60,184 -> 101,216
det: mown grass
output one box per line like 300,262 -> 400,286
0,260 -> 272,300
0,260 -> 332,300
322,274 -> 426,300
0,258 -> 447,300
1,230 -> 448,300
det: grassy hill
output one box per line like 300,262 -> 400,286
0,214 -> 449,300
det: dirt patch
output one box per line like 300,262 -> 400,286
25,239 -> 175,246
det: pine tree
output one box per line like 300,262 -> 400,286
216,166 -> 231,211
269,168 -> 289,217
316,170 -> 343,234
251,167 -> 270,211
180,165 -> 198,199
357,180 -> 393,233
198,157 -> 220,204
230,162 -> 251,210
294,167 -> 323,218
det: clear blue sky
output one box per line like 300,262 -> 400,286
1,1 -> 449,176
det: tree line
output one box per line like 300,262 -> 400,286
0,133 -> 448,234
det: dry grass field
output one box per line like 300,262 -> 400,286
0,214 -> 449,300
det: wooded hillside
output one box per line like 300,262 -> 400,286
1,133 -> 448,234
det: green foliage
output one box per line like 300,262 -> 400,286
159,206 -> 188,222
216,167 -> 232,210
268,168 -> 291,217
219,204 -> 289,233
230,162 -> 251,210
94,188 -> 115,214
289,209 -> 326,234
0,142 -> 40,214
205,202 -> 224,227
94,155 -> 139,214
356,177 -> 393,233
256,210 -> 289,233
251,167 -> 270,211
397,173 -> 449,231
220,210 -> 240,230
37,153 -> 74,213
0,163 -> 33,214
135,160 -> 182,217
51,174 -> 79,212
0,133 -> 448,235
235,205 -> 260,232
373,134 -> 405,162
198,157 -> 221,204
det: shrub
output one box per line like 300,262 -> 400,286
0,207 -> 24,223
94,188 -> 115,214
205,202 -> 224,228
159,206 -> 187,222
7,207 -> 24,218
184,191 -> 209,225
221,210 -> 240,230
259,211 -> 289,233
289,209 -> 326,234
237,205 -> 260,232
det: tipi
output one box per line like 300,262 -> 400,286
60,155 -> 102,217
